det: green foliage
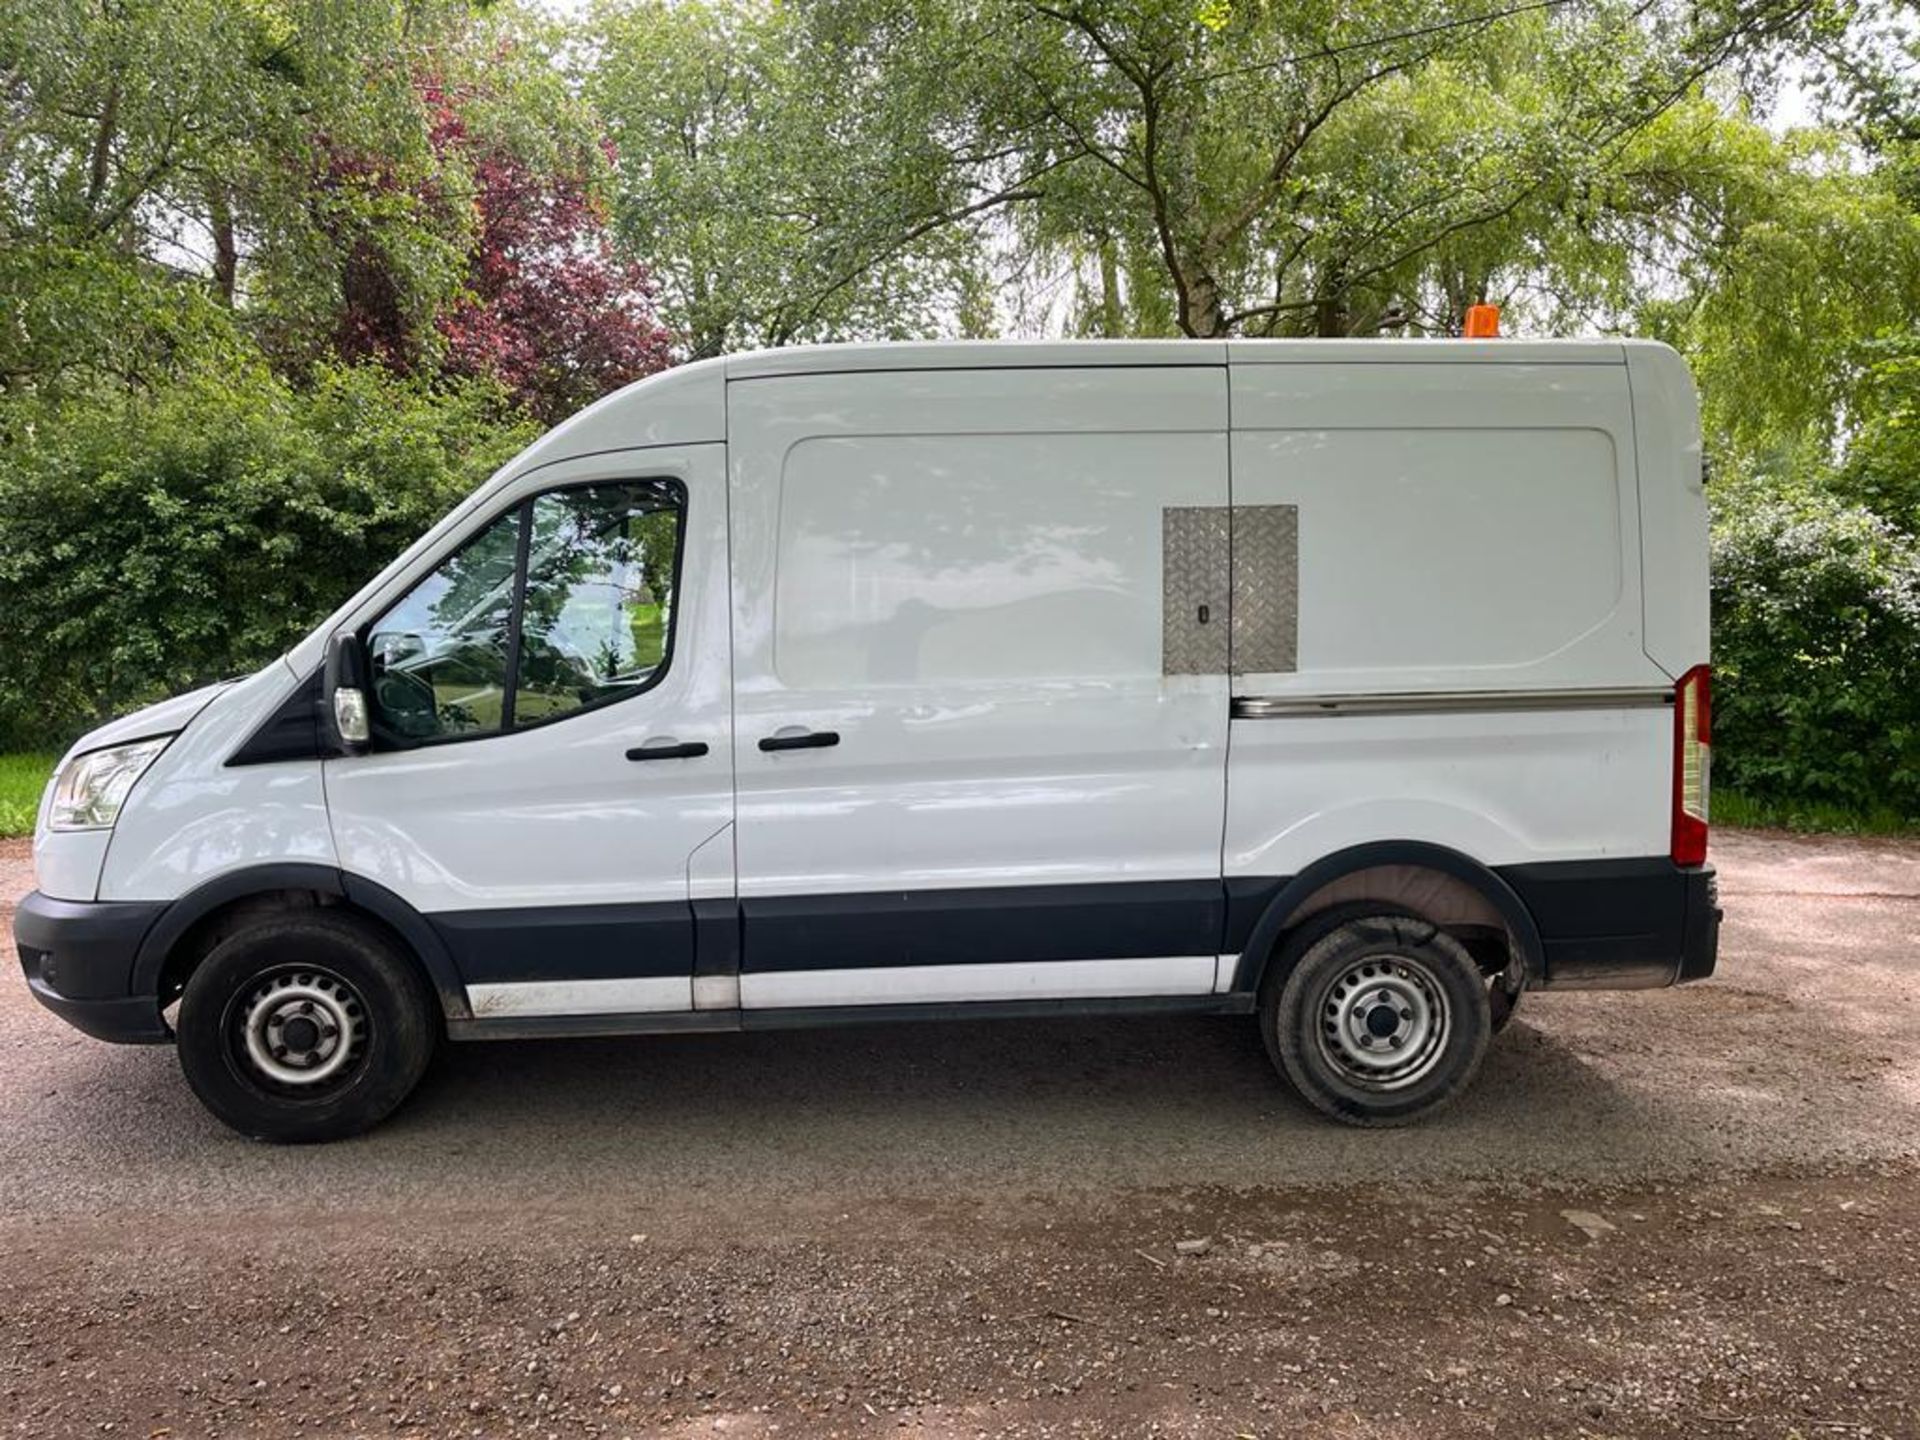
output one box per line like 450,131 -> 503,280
0,366 -> 536,749
0,242 -> 254,394
1831,332 -> 1920,528
0,754 -> 56,839
1713,787 -> 1920,836
587,0 -> 1828,345
1676,143 -> 1920,465
585,0 -> 1003,356
1710,476 -> 1920,814
0,0 -> 461,391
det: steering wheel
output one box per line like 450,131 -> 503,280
371,666 -> 440,741
518,629 -> 603,702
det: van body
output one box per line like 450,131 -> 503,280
14,339 -> 1719,1139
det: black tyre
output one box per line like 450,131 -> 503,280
1489,973 -> 1523,1034
175,911 -> 438,1143
1260,911 -> 1492,1127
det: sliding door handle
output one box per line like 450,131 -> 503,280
758,729 -> 840,753
626,740 -> 710,762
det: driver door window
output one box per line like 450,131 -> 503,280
368,480 -> 685,745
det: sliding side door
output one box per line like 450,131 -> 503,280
726,363 -> 1232,1009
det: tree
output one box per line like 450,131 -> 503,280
1668,143 -> 1920,461
586,0 -> 1830,349
426,75 -> 674,422
1004,0 -> 1829,338
585,0 -> 1008,356
1834,333 -> 1920,526
294,16 -> 675,418
0,0 -> 457,396
1638,10 -> 1920,470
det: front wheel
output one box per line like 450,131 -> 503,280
1262,912 -> 1492,1127
175,911 -> 438,1143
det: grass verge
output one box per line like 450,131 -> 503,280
0,753 -> 55,839
1715,788 -> 1920,837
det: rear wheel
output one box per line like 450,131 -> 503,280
1261,911 -> 1491,1126
1489,971 -> 1523,1033
175,911 -> 437,1143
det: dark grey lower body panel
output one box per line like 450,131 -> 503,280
740,880 -> 1224,973
1495,859 -> 1719,989
431,901 -> 695,983
430,879 -> 1223,988
408,864 -> 1718,1005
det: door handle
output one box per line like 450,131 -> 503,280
758,729 -> 840,752
626,740 -> 710,762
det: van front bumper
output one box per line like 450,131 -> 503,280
13,891 -> 171,1043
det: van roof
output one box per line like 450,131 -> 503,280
494,334 -> 1645,490
723,337 -> 1631,379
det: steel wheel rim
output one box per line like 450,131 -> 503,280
1313,953 -> 1450,1091
233,967 -> 369,1091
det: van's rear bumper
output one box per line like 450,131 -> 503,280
1496,859 -> 1719,989
12,891 -> 171,1043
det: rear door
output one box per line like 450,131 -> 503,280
725,363 -> 1232,1008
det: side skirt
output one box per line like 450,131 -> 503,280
445,992 -> 1254,1043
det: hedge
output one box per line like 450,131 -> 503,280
0,364 -> 536,749
1710,482 -> 1920,815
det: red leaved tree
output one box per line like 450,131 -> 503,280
425,83 -> 673,423
329,74 -> 673,422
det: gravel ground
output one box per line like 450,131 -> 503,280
3,831 -> 1919,1437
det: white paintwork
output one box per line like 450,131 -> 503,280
1626,341 -> 1710,678
34,680 -> 235,901
727,336 -> 1625,380
1260,429 -> 1620,670
1218,344 -> 1699,893
32,829 -> 111,904
97,662 -> 335,902
1227,337 -> 1626,366
34,338 -> 1709,1022
61,682 -> 230,756
727,338 -> 1228,378
726,366 -> 1231,908
775,434 -> 1190,686
324,445 -> 734,918
469,976 -> 692,1017
687,822 -> 735,903
1227,357 -> 1665,696
739,956 -> 1218,1009
1223,704 -> 1673,877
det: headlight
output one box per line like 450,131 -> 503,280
49,737 -> 172,832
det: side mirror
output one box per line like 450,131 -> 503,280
323,630 -> 371,753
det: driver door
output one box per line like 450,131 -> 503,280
324,445 -> 734,1019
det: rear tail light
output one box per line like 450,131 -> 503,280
1672,664 -> 1710,866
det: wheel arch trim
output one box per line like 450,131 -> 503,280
130,865 -> 471,1021
1230,841 -> 1545,994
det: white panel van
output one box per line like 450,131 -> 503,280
14,339 -> 1719,1141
